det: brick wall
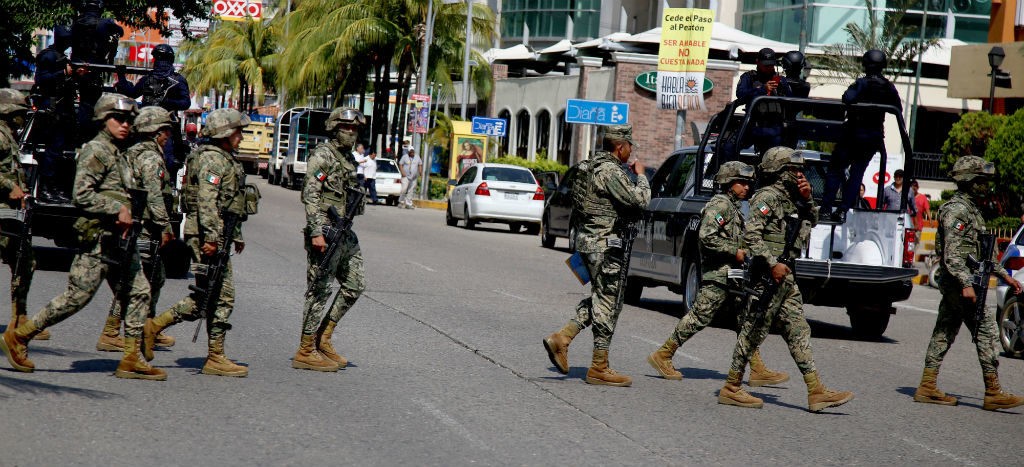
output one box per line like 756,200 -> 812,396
612,63 -> 736,169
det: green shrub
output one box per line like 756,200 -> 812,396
941,111 -> 1006,173
987,216 -> 1021,237
489,156 -> 569,177
428,176 -> 448,200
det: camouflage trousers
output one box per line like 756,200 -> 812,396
924,282 -> 1000,374
670,281 -> 731,346
0,230 -> 35,317
728,274 -> 816,375
162,237 -> 234,335
31,239 -> 149,338
569,249 -> 625,351
138,236 -> 165,318
301,230 -> 364,335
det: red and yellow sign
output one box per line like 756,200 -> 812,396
213,0 -> 263,21
656,8 -> 714,110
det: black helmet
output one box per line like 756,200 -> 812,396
79,0 -> 103,11
756,48 -> 777,66
782,51 -> 805,71
152,44 -> 174,62
862,49 -> 886,74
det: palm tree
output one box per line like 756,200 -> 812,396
816,0 -> 937,83
181,17 -> 280,110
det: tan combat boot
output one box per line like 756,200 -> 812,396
202,334 -> 248,377
114,337 -> 167,381
748,349 -> 790,387
585,349 -> 632,387
0,319 -> 41,372
155,333 -> 175,348
143,312 -> 178,361
293,334 -> 339,372
543,322 -> 579,374
718,370 -> 764,408
913,368 -> 957,405
96,316 -> 125,351
12,302 -> 48,340
318,320 -> 347,368
647,338 -> 682,380
804,371 -> 854,412
982,372 -> 1024,411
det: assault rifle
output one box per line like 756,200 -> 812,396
733,214 -> 802,323
103,189 -> 148,319
190,211 -> 242,342
311,188 -> 365,342
965,233 -> 997,344
140,236 -> 162,288
69,60 -> 153,76
611,216 -> 642,312
0,197 -> 35,280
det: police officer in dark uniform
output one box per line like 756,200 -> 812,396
782,50 -> 811,98
821,49 -> 903,222
115,44 -> 191,173
736,48 -> 792,154
71,0 -> 124,144
32,25 -> 75,202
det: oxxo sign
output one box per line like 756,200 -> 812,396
213,0 -> 263,21
636,71 -> 713,94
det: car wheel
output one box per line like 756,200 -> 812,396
446,203 -> 458,226
463,206 -> 476,229
541,214 -> 556,248
998,296 -> 1024,358
847,303 -> 891,340
509,222 -> 522,233
524,222 -> 540,236
682,257 -> 700,313
624,277 -> 643,305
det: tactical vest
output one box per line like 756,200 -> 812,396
571,153 -> 617,219
182,147 -> 246,216
935,196 -> 984,261
142,76 -> 173,107
0,125 -> 24,190
755,184 -> 803,257
313,141 -> 360,214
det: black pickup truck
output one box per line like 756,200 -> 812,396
624,97 -> 919,339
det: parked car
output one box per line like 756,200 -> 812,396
996,246 -> 1024,358
446,163 -> 544,234
999,224 -> 1024,276
373,158 -> 403,206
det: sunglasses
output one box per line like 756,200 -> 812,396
110,114 -> 134,125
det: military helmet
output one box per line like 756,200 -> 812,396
714,161 -> 756,185
0,88 -> 28,116
603,124 -> 637,147
759,146 -> 804,173
152,44 -> 174,62
949,155 -> 995,182
93,93 -> 138,122
134,106 -> 172,134
781,51 -> 805,72
325,107 -> 366,132
203,108 -> 250,138
862,49 -> 886,74
756,48 -> 777,66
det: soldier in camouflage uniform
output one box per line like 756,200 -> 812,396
144,108 -> 251,377
0,89 -> 48,341
647,162 -> 788,386
292,107 -> 367,372
914,156 -> 1024,410
0,93 -> 165,380
717,147 -> 852,411
94,106 -> 178,353
543,125 -> 650,387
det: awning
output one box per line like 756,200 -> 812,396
483,44 -> 538,64
913,38 -> 967,66
620,22 -> 822,54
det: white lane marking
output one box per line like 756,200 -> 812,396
630,335 -> 705,363
900,437 -> 978,466
493,289 -> 527,301
411,398 -> 490,451
897,304 -> 938,315
407,261 -> 436,272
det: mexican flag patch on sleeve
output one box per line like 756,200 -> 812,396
206,174 -> 220,185
315,170 -> 327,181
758,204 -> 770,215
715,213 -> 725,226
954,221 -> 964,231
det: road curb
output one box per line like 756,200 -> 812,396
413,199 -> 446,210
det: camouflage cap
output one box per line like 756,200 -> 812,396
603,124 -> 637,148
715,161 -> 756,184
325,107 -> 366,132
203,108 -> 250,139
759,146 -> 804,173
0,88 -> 28,116
133,106 -> 172,134
93,93 -> 138,122
950,155 -> 995,182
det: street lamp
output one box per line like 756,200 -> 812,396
987,46 -> 1010,114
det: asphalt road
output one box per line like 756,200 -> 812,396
1,179 -> 1021,466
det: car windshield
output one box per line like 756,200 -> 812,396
376,160 -> 398,173
481,167 -> 535,184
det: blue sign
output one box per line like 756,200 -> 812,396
471,117 -> 507,136
564,99 -> 629,125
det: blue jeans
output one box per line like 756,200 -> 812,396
364,178 -> 378,203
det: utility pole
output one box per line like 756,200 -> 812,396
460,0 -> 473,120
908,2 -> 928,142
417,0 -> 434,199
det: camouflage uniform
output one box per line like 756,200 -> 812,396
914,156 -> 1024,410
125,131 -> 173,316
0,89 -> 35,325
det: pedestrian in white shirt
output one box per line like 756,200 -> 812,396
353,142 -> 367,182
398,148 -> 422,209
362,149 -> 379,204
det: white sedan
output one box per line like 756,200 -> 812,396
446,163 -> 544,234
373,158 -> 403,206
